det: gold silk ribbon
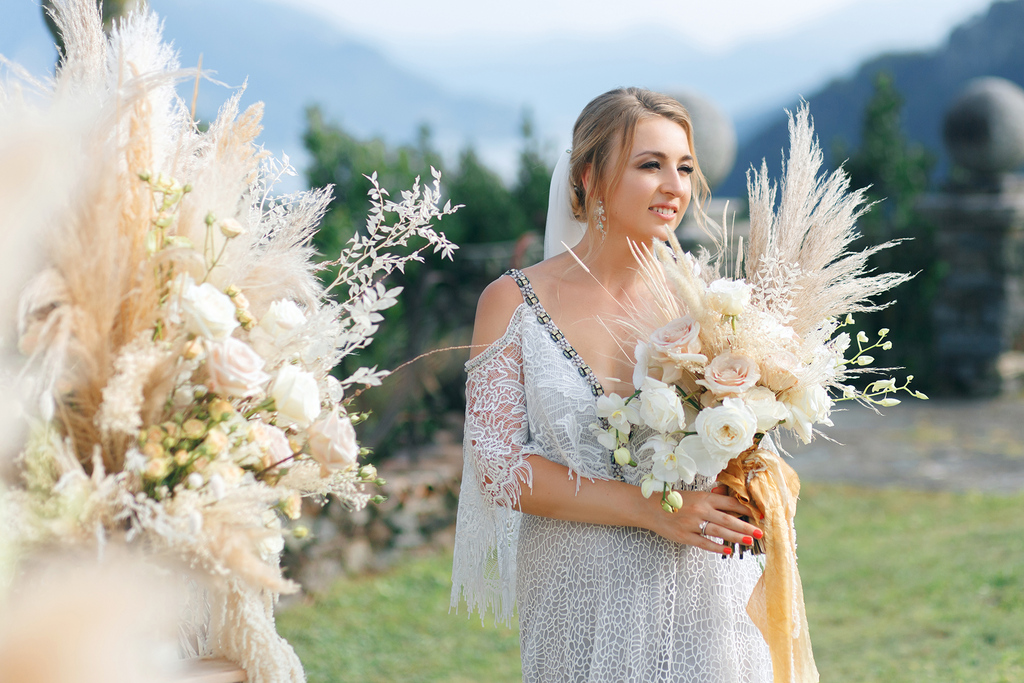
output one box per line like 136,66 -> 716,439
718,446 -> 819,683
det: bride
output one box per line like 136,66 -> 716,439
451,87 -> 772,682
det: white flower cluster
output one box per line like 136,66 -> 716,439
593,275 -> 923,512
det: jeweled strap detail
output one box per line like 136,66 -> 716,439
506,269 -> 604,397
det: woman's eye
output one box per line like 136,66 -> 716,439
640,161 -> 661,170
679,165 -> 694,175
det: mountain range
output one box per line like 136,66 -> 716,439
719,0 -> 1024,194
2,0 -> 1018,193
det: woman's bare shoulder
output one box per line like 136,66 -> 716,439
469,274 -> 526,360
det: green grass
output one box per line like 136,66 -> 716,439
278,484 -> 1024,683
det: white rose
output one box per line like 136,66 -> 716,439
307,411 -> 359,471
694,396 -> 759,463
697,352 -> 761,396
742,386 -> 792,432
205,337 -> 271,398
260,299 -> 307,339
637,377 -> 686,433
647,316 -> 706,384
782,384 -> 834,444
272,364 -> 321,427
706,279 -> 751,317
181,281 -> 239,340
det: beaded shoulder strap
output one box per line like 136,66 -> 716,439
506,269 -> 604,397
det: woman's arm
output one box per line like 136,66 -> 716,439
517,454 -> 763,555
467,274 -> 761,554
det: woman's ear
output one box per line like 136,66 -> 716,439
581,164 -> 593,194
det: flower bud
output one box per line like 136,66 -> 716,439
232,293 -> 250,310
856,356 -> 874,366
661,500 -> 675,513
613,447 -> 632,466
182,418 -> 206,440
187,472 -> 204,489
219,217 -> 245,238
236,309 -> 255,329
845,314 -> 855,325
142,442 -> 165,461
205,211 -> 217,226
209,398 -> 235,421
877,398 -> 901,407
174,449 -> 190,465
882,341 -> 892,350
370,495 -> 386,505
153,212 -> 173,229
359,464 -> 377,480
224,284 -> 242,298
914,391 -> 929,400
878,328 -> 889,337
666,490 -> 684,510
856,331 -> 868,343
292,526 -> 309,539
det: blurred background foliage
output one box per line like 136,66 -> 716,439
836,72 -> 943,393
303,108 -> 550,458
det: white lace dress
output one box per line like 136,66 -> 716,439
451,270 -> 772,682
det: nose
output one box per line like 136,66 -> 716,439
660,169 -> 689,198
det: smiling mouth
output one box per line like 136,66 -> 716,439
651,207 -> 676,216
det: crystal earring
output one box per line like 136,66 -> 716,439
594,199 -> 607,238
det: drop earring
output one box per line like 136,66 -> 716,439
594,199 -> 607,238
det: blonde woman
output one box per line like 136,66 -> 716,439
452,87 -> 771,682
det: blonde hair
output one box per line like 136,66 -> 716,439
568,87 -> 710,229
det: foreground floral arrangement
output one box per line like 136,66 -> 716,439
1,1 -> 456,681
590,106 -> 923,683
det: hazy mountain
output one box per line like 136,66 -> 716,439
720,0 -> 1024,195
1,0 -> 523,185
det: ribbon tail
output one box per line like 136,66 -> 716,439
741,449 -> 819,683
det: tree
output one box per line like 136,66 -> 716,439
838,72 -> 941,389
302,109 -> 552,456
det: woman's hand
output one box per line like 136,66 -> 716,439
643,486 -> 762,555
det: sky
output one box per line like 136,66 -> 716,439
274,0 -> 994,54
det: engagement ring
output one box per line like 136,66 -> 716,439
699,520 -> 710,537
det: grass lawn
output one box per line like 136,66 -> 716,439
277,484 -> 1024,683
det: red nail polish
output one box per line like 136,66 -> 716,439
752,529 -> 763,540
722,546 -> 732,555
759,513 -> 765,520
742,536 -> 753,546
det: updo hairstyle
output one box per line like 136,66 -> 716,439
569,87 -> 709,228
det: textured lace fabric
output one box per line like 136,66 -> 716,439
451,271 -> 772,682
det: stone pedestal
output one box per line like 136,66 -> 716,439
918,178 -> 1024,395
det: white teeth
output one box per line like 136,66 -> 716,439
652,207 -> 675,215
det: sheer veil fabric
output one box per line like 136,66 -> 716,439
542,149 -> 587,260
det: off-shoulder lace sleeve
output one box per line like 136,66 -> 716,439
451,304 -> 541,625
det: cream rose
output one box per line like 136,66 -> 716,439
637,377 -> 687,433
205,337 -> 271,398
706,279 -> 752,317
742,385 -> 792,432
250,421 -> 293,466
696,352 -> 761,396
181,281 -> 239,340
689,397 -> 759,474
647,316 -> 706,384
782,384 -> 834,444
307,411 -> 359,471
260,299 -> 307,338
761,351 -> 803,392
272,364 -> 321,427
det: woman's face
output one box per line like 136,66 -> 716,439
602,115 -> 693,242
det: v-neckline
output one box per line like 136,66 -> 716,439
507,269 -> 605,398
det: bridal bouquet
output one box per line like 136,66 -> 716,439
1,1 -> 456,681
592,105 -> 922,683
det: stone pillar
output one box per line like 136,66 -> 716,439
920,77 -> 1024,395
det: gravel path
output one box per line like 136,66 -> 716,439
788,395 -> 1024,493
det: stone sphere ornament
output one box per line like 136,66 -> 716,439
667,90 -> 737,190
943,77 -> 1024,175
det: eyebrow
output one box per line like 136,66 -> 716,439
633,150 -> 694,163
